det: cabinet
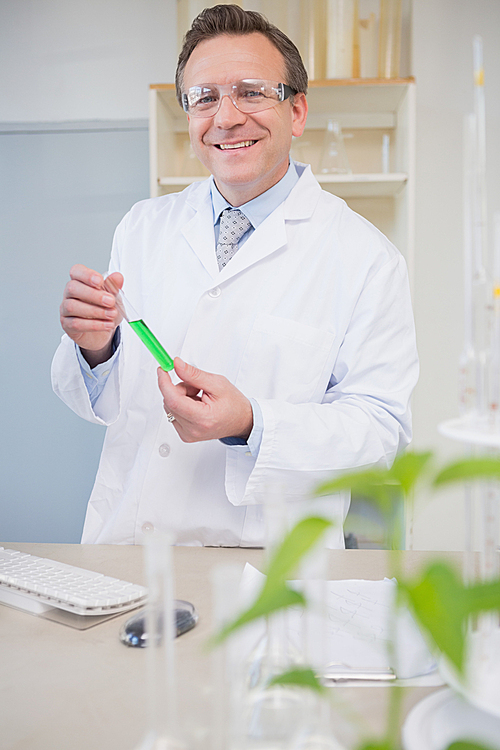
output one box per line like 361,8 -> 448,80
149,76 -> 415,277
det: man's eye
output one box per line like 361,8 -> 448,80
242,90 -> 264,98
196,94 -> 217,106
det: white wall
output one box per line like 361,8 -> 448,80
2,0 -> 500,549
0,0 -> 177,122
411,0 -> 500,549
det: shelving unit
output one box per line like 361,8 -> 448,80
149,76 -> 415,277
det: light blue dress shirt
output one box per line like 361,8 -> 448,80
77,160 -> 299,456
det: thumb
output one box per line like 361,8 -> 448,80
174,358 -> 217,392
103,271 -> 124,295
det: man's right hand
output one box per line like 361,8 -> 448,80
60,264 -> 124,368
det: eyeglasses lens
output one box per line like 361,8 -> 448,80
184,80 -> 285,117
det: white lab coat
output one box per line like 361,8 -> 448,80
52,165 -> 418,547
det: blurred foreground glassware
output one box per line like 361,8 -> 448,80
134,531 -> 189,750
210,563 -> 244,750
319,120 -> 352,175
236,485 -> 305,749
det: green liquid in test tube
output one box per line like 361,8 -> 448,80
103,276 -> 174,371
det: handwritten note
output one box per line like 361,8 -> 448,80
239,564 -> 437,681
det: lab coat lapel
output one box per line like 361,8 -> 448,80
217,165 -> 322,283
217,205 -> 287,283
181,183 -> 219,281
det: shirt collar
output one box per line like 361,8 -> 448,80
210,160 -> 299,229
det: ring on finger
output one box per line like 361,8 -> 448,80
166,412 -> 176,423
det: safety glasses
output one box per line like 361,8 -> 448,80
182,79 -> 296,118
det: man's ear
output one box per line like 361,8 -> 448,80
291,93 -> 308,138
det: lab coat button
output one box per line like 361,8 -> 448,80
208,287 -> 221,298
141,522 -> 154,533
158,443 -> 171,458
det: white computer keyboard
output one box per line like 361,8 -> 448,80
0,547 -> 147,617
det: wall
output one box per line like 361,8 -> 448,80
0,0 -> 176,542
411,0 -> 500,549
1,1 -> 500,548
0,0 -> 176,122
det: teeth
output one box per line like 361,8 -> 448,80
218,141 -> 255,150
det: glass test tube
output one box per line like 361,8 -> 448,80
135,531 -> 188,750
103,275 -> 174,372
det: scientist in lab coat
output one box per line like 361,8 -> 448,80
52,4 -> 418,547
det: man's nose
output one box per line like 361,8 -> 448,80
212,94 -> 247,128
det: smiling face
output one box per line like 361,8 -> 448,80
182,33 -> 308,206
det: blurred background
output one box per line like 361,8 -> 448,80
1,0 -> 499,549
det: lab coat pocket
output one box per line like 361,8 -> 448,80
236,313 -> 336,403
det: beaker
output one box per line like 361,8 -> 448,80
378,0 -> 402,79
326,0 -> 356,79
318,120 -> 352,175
300,0 -> 328,81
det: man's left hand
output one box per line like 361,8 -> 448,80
157,358 -> 253,443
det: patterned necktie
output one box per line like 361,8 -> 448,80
216,208 -> 252,270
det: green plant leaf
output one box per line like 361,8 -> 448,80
210,516 -> 331,647
465,578 -> 500,615
268,667 -> 326,694
389,450 -> 433,494
315,467 -> 398,512
399,562 -> 468,673
265,516 -> 333,587
356,742 -> 395,750
315,451 -> 432,515
446,742 -> 496,750
434,456 -> 500,486
210,583 -> 305,646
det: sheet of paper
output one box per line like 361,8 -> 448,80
239,563 -> 442,685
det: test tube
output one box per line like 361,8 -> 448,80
472,35 -> 488,283
136,531 -> 188,750
103,275 -> 174,371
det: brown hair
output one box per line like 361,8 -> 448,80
175,4 -> 308,106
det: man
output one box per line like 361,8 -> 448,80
52,5 -> 418,547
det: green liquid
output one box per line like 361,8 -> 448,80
129,319 -> 174,371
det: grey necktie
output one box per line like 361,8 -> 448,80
216,208 -> 252,270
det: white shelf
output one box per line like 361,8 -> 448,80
317,172 -> 407,198
157,172 -> 407,199
438,416 -> 500,449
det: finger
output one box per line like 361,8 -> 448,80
157,368 -> 177,406
69,264 -> 105,290
62,316 -> 117,336
61,296 -> 118,321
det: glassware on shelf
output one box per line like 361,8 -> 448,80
378,0 -> 402,79
290,135 -> 312,166
359,11 -> 378,78
176,0 -> 242,53
301,0 -> 328,81
381,133 -> 390,174
318,120 -> 352,175
326,0 -> 356,79
181,139 -> 205,178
